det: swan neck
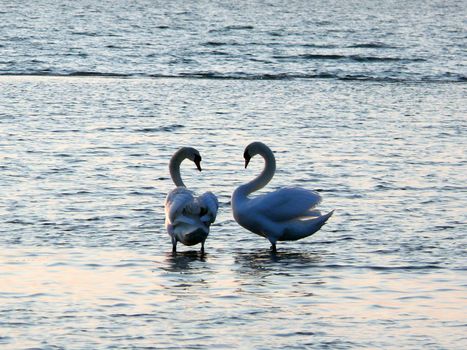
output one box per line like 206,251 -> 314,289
244,146 -> 276,196
169,152 -> 186,187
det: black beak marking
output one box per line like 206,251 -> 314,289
243,150 -> 251,169
194,155 -> 202,171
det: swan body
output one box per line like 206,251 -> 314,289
164,147 -> 218,253
232,142 -> 333,252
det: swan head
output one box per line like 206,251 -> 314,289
179,147 -> 202,171
243,142 -> 269,168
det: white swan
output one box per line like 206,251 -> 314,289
165,147 -> 218,253
232,142 -> 333,252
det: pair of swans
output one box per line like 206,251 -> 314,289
164,142 -> 333,253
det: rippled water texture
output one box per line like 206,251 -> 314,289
1,0 -> 467,349
0,0 -> 465,81
1,76 -> 466,349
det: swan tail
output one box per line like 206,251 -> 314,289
280,210 -> 334,241
198,192 -> 219,224
176,226 -> 209,246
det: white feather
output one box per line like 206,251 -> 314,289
197,191 -> 219,223
164,147 -> 218,251
232,142 -> 333,248
248,187 -> 322,222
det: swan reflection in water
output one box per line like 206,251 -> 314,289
162,250 -> 208,272
234,248 -> 324,276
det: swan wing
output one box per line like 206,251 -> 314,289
252,187 -> 322,222
165,187 -> 200,225
197,191 -> 219,224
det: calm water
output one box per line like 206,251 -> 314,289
1,1 -> 466,349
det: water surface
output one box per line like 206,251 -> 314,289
1,0 -> 466,349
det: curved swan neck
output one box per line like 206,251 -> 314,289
169,150 -> 187,187
242,144 -> 276,196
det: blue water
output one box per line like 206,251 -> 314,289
1,1 -> 466,349
1,0 -> 466,81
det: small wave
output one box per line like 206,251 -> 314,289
210,50 -> 230,56
268,31 -> 285,37
68,71 -> 130,77
0,336 -> 12,343
47,262 -> 68,267
109,313 -> 155,318
202,41 -> 336,48
352,56 -> 424,62
274,54 -> 343,60
0,71 -> 135,78
227,25 -> 254,30
301,43 -> 338,48
397,295 -> 433,300
134,124 -> 184,133
322,264 -> 443,271
276,331 -> 318,337
376,184 -> 467,191
432,225 -> 456,231
96,126 -> 126,132
106,44 -> 126,49
348,42 -> 398,49
164,72 -> 338,80
105,302 -> 135,308
59,190 -> 91,196
337,75 -> 415,82
203,41 -> 228,47
210,25 -> 254,33
273,54 -> 424,62
71,31 -> 98,37
1,71 -> 464,83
